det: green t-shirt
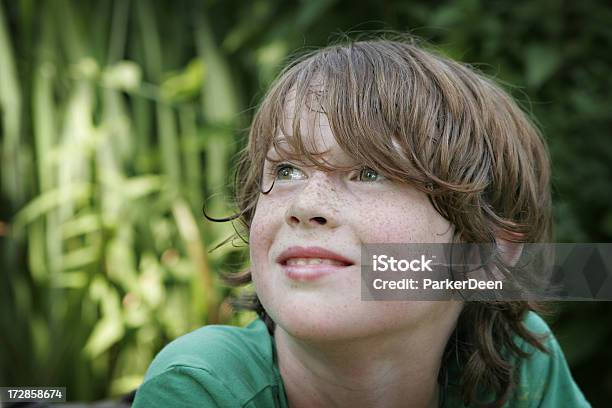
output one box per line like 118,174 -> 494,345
132,311 -> 590,407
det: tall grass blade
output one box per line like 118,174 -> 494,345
0,1 -> 24,205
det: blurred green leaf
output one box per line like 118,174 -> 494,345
84,317 -> 125,359
0,1 -> 24,202
102,60 -> 142,91
13,184 -> 93,231
525,44 -> 561,88
53,271 -> 89,289
160,59 -> 205,103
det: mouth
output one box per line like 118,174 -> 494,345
285,258 -> 349,266
276,246 -> 354,281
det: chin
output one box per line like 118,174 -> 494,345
277,316 -> 372,343
267,300 -> 428,343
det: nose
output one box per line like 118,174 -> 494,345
285,172 -> 341,229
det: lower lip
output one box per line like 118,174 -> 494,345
280,263 -> 352,282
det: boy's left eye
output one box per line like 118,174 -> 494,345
356,167 -> 385,182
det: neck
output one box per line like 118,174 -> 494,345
275,318 -> 457,408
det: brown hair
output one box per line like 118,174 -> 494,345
212,36 -> 553,407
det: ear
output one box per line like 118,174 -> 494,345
495,229 -> 525,267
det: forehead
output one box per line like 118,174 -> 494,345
257,65 -> 414,176
265,87 -> 351,163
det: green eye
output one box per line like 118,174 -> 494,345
276,164 -> 306,181
358,167 -> 384,182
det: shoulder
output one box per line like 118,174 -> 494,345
509,311 -> 591,407
133,318 -> 283,408
143,318 -> 274,381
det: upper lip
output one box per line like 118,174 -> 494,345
276,246 -> 354,266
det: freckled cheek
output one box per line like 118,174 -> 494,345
355,199 -> 432,243
249,200 -> 284,270
249,219 -> 270,267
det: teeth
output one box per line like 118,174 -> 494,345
285,258 -> 347,266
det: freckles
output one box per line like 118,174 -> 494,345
361,214 -> 407,242
249,217 -> 265,246
358,195 -> 431,242
250,214 -> 273,259
317,188 -> 341,210
381,224 -> 416,242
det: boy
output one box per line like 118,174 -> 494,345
134,37 -> 590,407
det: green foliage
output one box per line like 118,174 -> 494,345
1,0 -> 243,399
1,0 -> 611,403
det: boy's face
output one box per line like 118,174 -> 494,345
249,107 -> 463,342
